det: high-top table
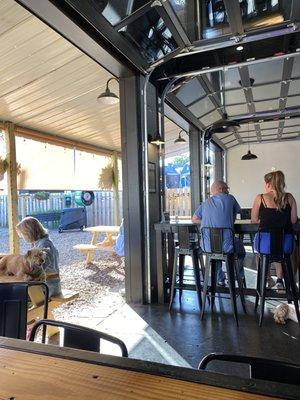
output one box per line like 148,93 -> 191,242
154,220 -> 300,303
0,337 -> 298,399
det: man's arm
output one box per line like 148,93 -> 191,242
192,204 -> 202,224
192,214 -> 201,223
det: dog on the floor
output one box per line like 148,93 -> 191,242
273,303 -> 298,324
0,248 -> 46,281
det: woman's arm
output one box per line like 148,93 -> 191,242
251,194 -> 261,224
288,194 -> 298,224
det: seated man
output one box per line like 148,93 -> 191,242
192,180 -> 245,286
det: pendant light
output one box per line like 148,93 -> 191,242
241,123 -> 258,160
149,133 -> 165,145
210,69 -> 240,134
174,130 -> 187,144
97,77 -> 119,105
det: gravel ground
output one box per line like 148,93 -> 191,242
0,228 -> 125,323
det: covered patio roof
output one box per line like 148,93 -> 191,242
0,0 -> 185,157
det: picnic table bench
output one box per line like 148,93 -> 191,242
73,225 -> 120,264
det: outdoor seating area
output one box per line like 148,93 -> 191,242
1,0 -> 300,399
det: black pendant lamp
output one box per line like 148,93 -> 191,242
150,132 -> 165,145
97,77 -> 119,105
174,130 -> 187,144
241,123 -> 258,160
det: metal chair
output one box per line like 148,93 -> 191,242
29,319 -> 128,357
200,227 -> 246,325
169,225 -> 203,311
0,282 -> 48,341
254,229 -> 300,326
198,352 -> 300,386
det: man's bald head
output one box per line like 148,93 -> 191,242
211,180 -> 229,195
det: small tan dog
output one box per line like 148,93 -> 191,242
273,303 -> 298,325
0,248 -> 46,281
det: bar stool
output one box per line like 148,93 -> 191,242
200,227 -> 247,325
169,225 -> 203,311
254,229 -> 300,326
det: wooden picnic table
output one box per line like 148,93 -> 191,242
0,337 -> 297,400
74,225 -> 120,264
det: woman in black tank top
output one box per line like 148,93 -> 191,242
259,193 -> 293,233
251,171 -> 297,289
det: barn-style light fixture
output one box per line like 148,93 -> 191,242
149,133 -> 165,145
97,77 -> 119,105
174,130 -> 187,144
241,123 -> 258,160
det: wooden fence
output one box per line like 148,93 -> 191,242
165,188 -> 191,216
0,192 -> 122,228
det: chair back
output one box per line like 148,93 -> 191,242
0,283 -> 28,339
176,225 -> 199,250
240,208 -> 251,220
198,353 -> 300,386
0,282 -> 48,340
29,319 -> 128,357
201,227 -> 234,254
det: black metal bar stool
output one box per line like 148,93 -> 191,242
169,225 -> 203,311
254,229 -> 300,326
200,227 -> 247,325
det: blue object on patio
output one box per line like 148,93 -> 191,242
114,220 -> 124,256
58,207 -> 87,233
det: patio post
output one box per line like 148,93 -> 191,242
4,121 -> 19,253
112,152 -> 119,226
189,127 -> 202,213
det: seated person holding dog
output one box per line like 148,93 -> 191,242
192,180 -> 245,286
16,217 -> 62,297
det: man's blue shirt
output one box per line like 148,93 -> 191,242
194,193 -> 241,253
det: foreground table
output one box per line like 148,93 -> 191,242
0,337 -> 298,399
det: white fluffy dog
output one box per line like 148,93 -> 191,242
273,303 -> 298,324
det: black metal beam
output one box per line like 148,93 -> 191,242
158,1 -> 191,47
188,21 -> 299,55
152,29 -> 300,81
52,0 -> 149,71
114,2 -> 153,31
223,0 -> 244,36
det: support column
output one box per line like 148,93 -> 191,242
4,121 -> 19,253
189,127 -> 202,214
112,152 -> 119,226
119,75 -> 160,303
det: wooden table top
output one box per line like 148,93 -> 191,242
0,346 -> 275,400
0,337 -> 298,400
84,225 -> 120,233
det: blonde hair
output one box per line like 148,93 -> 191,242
16,217 -> 48,243
264,170 -> 287,210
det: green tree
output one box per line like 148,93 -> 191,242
171,155 -> 189,168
